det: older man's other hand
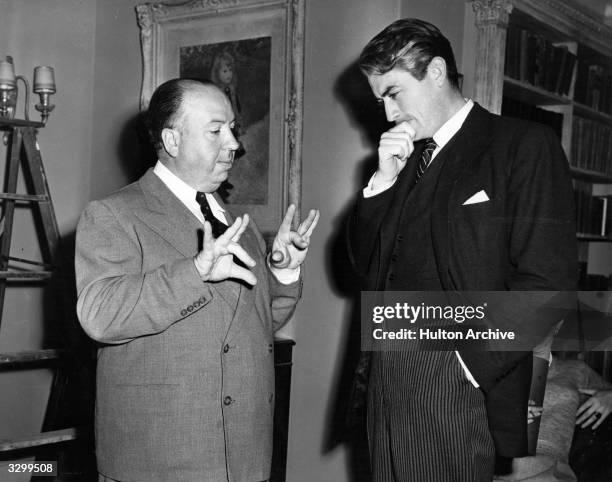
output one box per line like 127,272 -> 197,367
270,204 -> 320,271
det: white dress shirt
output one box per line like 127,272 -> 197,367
361,101 -> 479,387
153,161 -> 299,284
154,161 -> 226,225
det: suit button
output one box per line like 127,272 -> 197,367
223,344 -> 230,353
391,254 -> 398,262
223,396 -> 233,406
397,235 -> 404,242
268,344 -> 273,354
388,274 -> 395,281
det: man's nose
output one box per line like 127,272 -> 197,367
225,130 -> 240,151
384,100 -> 399,123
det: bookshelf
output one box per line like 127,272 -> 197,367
472,0 -> 612,290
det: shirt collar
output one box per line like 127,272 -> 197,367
153,161 -> 226,223
432,99 -> 474,150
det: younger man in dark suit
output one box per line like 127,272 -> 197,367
347,18 -> 577,481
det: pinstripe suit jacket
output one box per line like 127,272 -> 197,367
75,168 -> 302,482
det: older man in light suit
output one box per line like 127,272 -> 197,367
75,78 -> 319,481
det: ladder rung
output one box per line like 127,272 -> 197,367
0,193 -> 48,202
0,349 -> 64,366
0,270 -> 53,280
0,428 -> 79,452
5,256 -> 54,269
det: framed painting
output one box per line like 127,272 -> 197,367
136,0 -> 305,238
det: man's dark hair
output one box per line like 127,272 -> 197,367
359,18 -> 460,89
146,78 -> 217,153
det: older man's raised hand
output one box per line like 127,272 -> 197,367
270,204 -> 320,271
194,214 -> 258,285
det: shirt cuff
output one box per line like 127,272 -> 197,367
268,262 -> 301,285
363,172 -> 397,198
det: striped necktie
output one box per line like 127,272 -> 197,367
195,191 -> 226,238
415,138 -> 437,184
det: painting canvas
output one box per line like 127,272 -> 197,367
179,37 -> 271,205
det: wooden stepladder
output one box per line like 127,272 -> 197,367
0,118 -> 88,480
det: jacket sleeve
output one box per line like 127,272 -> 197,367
462,124 -> 578,392
506,124 -> 577,292
75,200 -> 213,344
246,217 -> 303,331
346,186 -> 396,278
268,271 -> 303,331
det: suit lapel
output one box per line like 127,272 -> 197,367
431,104 -> 495,287
135,169 -> 203,258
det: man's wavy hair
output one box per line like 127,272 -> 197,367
359,18 -> 460,90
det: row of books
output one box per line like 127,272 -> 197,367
571,117 -> 612,175
504,26 -> 575,96
574,62 -> 612,114
574,180 -> 610,236
501,96 -> 563,139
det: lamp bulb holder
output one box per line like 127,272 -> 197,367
35,92 -> 55,126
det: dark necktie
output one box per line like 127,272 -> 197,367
195,191 -> 227,238
415,138 -> 437,184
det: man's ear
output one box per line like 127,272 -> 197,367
428,56 -> 447,86
161,127 -> 180,157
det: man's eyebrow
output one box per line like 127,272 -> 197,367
380,85 -> 396,98
208,118 -> 236,124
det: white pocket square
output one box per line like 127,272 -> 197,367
462,190 -> 490,205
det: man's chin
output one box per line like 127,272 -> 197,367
214,170 -> 231,186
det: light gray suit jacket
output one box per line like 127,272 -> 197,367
75,169 -> 302,482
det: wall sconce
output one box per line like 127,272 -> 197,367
33,66 -> 56,125
0,57 -> 19,119
0,56 -> 56,125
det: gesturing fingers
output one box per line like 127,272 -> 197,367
227,241 -> 256,268
297,209 -> 320,237
279,204 -> 297,234
229,263 -> 258,286
219,215 -> 249,244
195,216 -> 258,283
202,221 -> 215,249
287,231 -> 308,250
231,214 -> 249,242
